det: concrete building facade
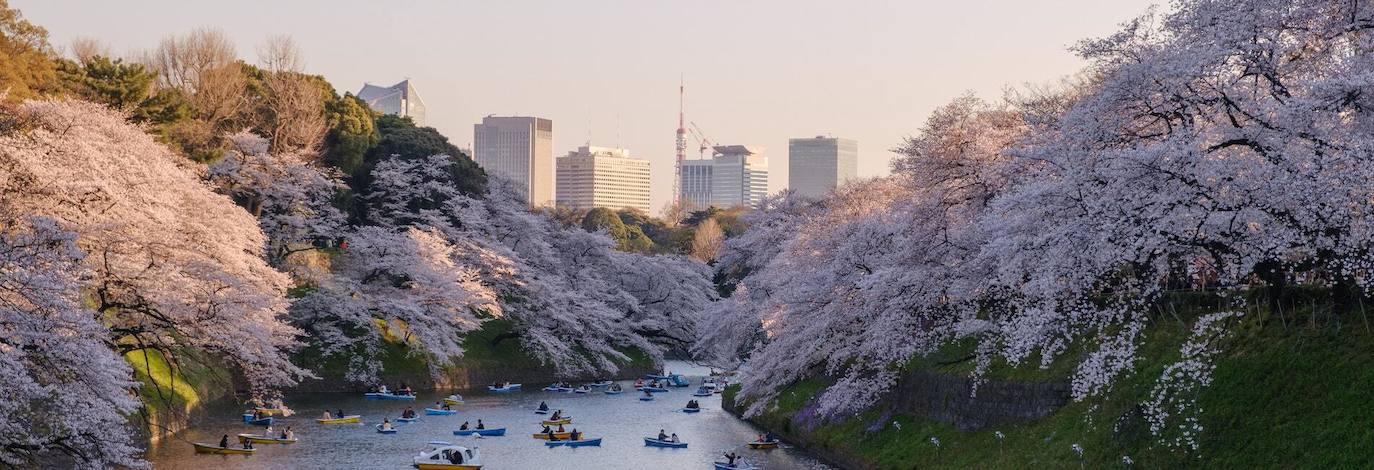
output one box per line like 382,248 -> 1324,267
788,136 -> 858,198
474,116 -> 555,206
678,145 -> 769,209
556,145 -> 651,213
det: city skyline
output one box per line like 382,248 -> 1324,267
17,0 -> 1156,214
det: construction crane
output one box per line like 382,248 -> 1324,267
689,122 -> 716,159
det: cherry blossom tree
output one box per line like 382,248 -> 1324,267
0,99 -> 308,393
0,216 -> 143,469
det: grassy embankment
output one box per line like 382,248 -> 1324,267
124,348 -> 233,441
728,292 -> 1374,468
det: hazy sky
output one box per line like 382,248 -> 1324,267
21,0 -> 1156,214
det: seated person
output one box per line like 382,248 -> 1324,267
475,419 -> 485,430
670,433 -> 680,443
541,425 -> 552,434
657,429 -> 668,441
556,424 -> 566,433
335,409 -> 344,419
570,428 -> 581,441
459,421 -> 470,431
538,401 -> 549,411
219,435 -> 229,448
321,410 -> 333,419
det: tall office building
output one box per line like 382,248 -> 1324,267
556,145 -> 652,213
678,145 -> 769,209
788,136 -> 858,198
357,80 -> 426,125
474,116 -> 555,206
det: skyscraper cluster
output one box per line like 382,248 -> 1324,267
357,80 -> 860,215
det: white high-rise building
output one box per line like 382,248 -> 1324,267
789,136 -> 858,198
474,116 -> 554,206
556,145 -> 651,213
357,80 -> 426,125
678,145 -> 769,209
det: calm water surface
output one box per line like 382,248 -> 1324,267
149,362 -> 832,470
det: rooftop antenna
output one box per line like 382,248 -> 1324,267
674,74 -> 687,207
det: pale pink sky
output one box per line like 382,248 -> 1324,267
21,0 -> 1156,214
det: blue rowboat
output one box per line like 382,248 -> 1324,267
693,392 -> 712,397
681,408 -> 701,413
364,392 -> 416,400
642,386 -> 668,393
241,413 -> 254,423
668,375 -> 691,387
487,384 -> 521,392
376,424 -> 397,434
424,408 -> 457,415
534,409 -> 549,414
644,437 -> 688,448
638,396 -> 655,401
604,390 -> 623,395
453,427 -> 506,437
573,387 -> 591,394
397,417 -> 419,423
245,416 -> 273,426
546,437 -> 602,447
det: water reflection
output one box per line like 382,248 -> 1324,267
148,362 -> 833,470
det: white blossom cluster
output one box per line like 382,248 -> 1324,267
699,0 -> 1374,450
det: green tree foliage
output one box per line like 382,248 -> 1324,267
323,92 -> 378,175
0,0 -> 57,101
55,56 -> 188,125
354,114 -> 485,195
581,207 -> 655,253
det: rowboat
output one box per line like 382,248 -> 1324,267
192,443 -> 255,454
425,408 -> 458,415
364,392 -> 416,400
545,437 -> 602,447
588,380 -> 613,387
573,386 -> 591,394
693,387 -> 713,397
540,418 -> 572,426
398,417 -> 419,423
532,432 -> 573,440
639,396 -> 655,401
414,442 -> 482,470
316,415 -> 361,424
644,437 -> 688,448
236,433 -> 296,445
534,409 -> 549,414
376,424 -> 398,434
443,395 -> 465,406
487,383 -> 521,393
453,427 -> 506,437
642,386 -> 668,393
604,389 -> 623,395
542,385 -> 573,392
681,407 -> 701,413
748,440 -> 780,449
241,415 -> 273,426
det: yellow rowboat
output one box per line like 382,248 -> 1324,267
254,408 -> 287,416
532,432 -> 573,440
415,464 -> 481,470
540,418 -> 572,426
316,415 -> 361,424
748,440 -> 780,449
237,433 -> 297,445
192,443 -> 255,454
443,398 -> 464,406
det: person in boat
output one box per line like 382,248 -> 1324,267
442,402 -> 452,411
724,451 -> 739,465
541,425 -> 552,434
757,433 -> 766,442
403,407 -> 416,419
538,401 -> 549,412
459,421 -> 470,430
687,400 -> 699,409
321,410 -> 333,419
219,435 -> 230,448
280,426 -> 292,440
380,418 -> 393,431
547,428 -> 560,441
336,409 -> 344,419
643,389 -> 654,398
570,428 -> 581,441
242,439 -> 253,450
264,424 -> 274,435
549,409 -> 561,420
379,384 -> 390,394
556,423 -> 566,433
476,419 -> 485,430
610,383 -> 622,391
657,429 -> 668,441
765,431 -> 777,442
670,433 -> 680,443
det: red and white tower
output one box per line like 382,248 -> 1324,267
674,76 -> 687,207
